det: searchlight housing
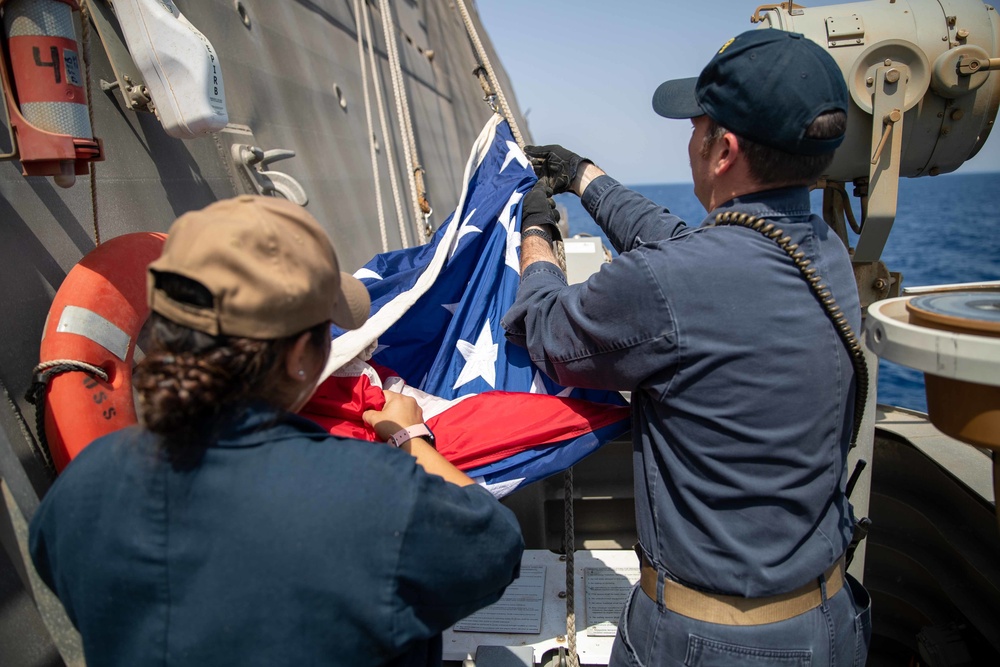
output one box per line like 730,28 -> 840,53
753,0 -> 1000,262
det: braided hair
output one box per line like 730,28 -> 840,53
134,274 -> 328,455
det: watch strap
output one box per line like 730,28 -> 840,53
521,226 -> 554,244
387,423 -> 435,448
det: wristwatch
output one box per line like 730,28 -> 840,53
521,226 -> 554,244
387,423 -> 436,449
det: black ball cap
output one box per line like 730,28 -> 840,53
652,29 -> 849,156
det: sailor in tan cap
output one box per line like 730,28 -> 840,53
29,195 -> 524,666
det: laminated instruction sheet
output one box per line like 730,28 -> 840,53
453,565 -> 546,634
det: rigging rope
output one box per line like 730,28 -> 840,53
361,0 -> 410,248
451,8 -> 580,658
24,359 -> 110,480
563,468 -> 580,667
80,0 -> 100,246
354,0 -> 390,252
378,0 -> 428,244
452,0 -> 525,149
2,374 -> 55,482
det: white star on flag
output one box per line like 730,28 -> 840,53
498,190 -> 523,274
448,208 -> 481,260
500,141 -> 529,173
499,191 -> 522,228
453,320 -> 499,390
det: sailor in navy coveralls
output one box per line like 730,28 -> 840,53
504,29 -> 871,667
31,195 -> 524,667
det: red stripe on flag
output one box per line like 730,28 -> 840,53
300,371 -> 629,471
427,392 -> 629,470
300,371 -> 385,441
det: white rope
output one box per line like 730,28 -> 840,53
361,0 -> 410,248
453,0 -> 525,149
354,0 -> 390,252
564,468 -> 579,667
378,0 -> 426,245
378,0 -> 422,243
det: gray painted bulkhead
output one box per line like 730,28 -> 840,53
0,1 -> 529,663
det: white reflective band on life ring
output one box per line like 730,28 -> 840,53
56,305 -> 131,362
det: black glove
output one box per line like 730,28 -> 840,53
521,180 -> 561,240
524,144 -> 587,195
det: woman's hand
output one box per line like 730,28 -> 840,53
363,390 -> 474,486
363,391 -> 425,442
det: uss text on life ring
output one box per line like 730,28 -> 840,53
38,232 -> 165,471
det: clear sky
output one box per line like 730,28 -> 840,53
477,0 -> 1000,185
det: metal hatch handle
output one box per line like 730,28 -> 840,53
231,144 -> 308,205
957,55 -> 1000,75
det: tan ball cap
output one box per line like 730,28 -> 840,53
147,195 -> 370,339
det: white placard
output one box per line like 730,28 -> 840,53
584,566 -> 639,637
453,565 -> 546,634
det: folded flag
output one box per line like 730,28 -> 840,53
301,115 -> 629,497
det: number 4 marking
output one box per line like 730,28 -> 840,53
33,46 -> 61,84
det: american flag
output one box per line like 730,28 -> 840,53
301,115 -> 629,497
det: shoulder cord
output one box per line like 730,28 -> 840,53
713,212 -> 869,450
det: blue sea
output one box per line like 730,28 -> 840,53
557,172 -> 1000,413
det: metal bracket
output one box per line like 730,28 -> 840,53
0,35 -> 17,160
852,260 -> 899,310
854,63 -> 907,262
751,3 -> 805,23
231,143 -> 309,205
86,0 -> 155,113
826,14 -> 865,49
473,66 -> 500,113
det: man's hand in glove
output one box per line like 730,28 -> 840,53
517,180 -> 562,273
521,180 -> 561,242
524,145 -> 587,195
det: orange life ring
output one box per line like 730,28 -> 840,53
38,232 -> 165,471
